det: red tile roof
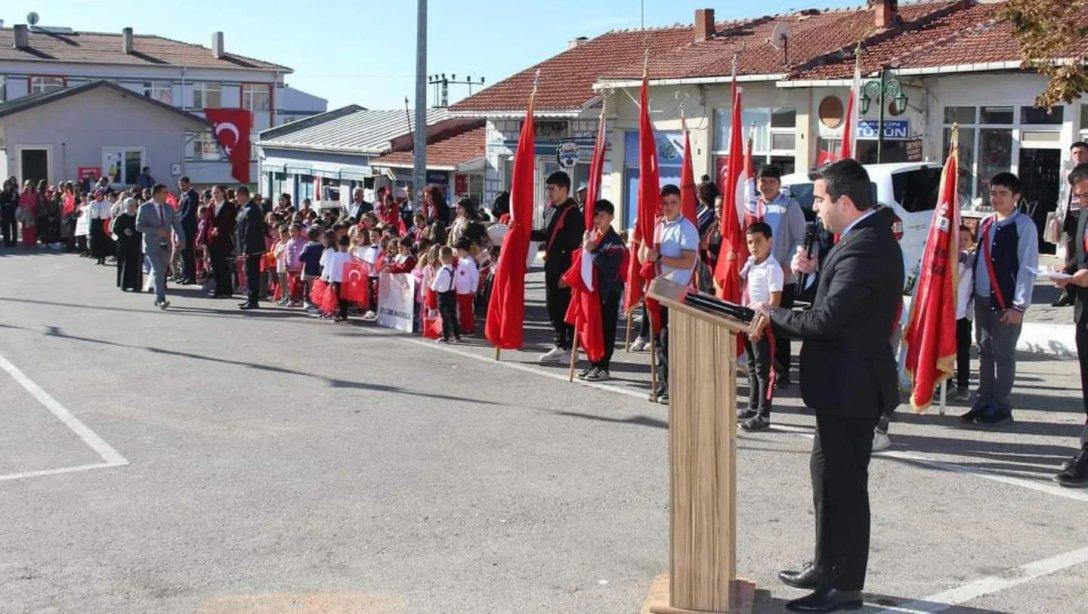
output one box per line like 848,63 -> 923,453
0,27 -> 289,72
373,123 -> 487,170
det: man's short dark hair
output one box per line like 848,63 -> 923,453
545,171 -> 571,190
808,160 -> 873,211
594,199 -> 615,216
990,172 -> 1023,196
1069,162 -> 1088,186
179,176 -> 191,183
151,183 -> 168,196
660,184 -> 681,199
746,221 -> 772,239
757,165 -> 782,181
236,185 -> 251,197
1072,142 -> 1088,151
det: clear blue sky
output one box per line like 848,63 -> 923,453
4,0 -> 862,111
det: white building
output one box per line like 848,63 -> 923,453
0,22 -> 326,186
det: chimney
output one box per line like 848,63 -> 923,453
13,24 -> 29,50
211,31 -> 224,58
122,27 -> 133,54
694,8 -> 715,42
567,36 -> 588,50
872,0 -> 899,29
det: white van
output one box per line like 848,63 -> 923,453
780,162 -> 943,282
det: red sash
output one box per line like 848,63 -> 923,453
545,205 -> 576,254
979,215 -> 1008,311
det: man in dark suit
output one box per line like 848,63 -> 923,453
236,186 -> 266,310
176,176 -> 199,284
1053,162 -> 1088,488
751,159 -> 904,613
530,171 -> 585,364
207,185 -> 236,298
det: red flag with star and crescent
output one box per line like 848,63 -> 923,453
205,108 -> 253,184
624,75 -> 660,314
712,78 -> 749,304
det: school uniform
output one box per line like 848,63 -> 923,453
590,227 -> 627,372
323,250 -> 352,319
431,264 -> 461,341
454,254 -> 479,334
741,254 -> 784,418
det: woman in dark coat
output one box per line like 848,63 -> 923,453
111,197 -> 142,291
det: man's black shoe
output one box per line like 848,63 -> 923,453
239,303 -> 259,310
975,411 -> 1013,426
741,415 -> 771,432
959,406 -> 985,424
1052,293 -> 1075,307
786,587 -> 863,613
1056,450 -> 1088,488
778,562 -> 827,590
738,407 -> 759,420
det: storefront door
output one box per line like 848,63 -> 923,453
1018,148 -> 1061,255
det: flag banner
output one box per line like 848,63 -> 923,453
841,48 -> 861,161
680,123 -> 698,225
624,76 -> 661,313
341,260 -> 370,304
562,249 -> 605,362
485,90 -> 537,350
204,108 -> 253,184
377,271 -> 416,333
903,131 -> 960,412
583,110 -> 608,290
712,80 -> 749,305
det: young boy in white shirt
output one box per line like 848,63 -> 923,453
740,221 -> 783,431
430,245 -> 461,343
453,238 -> 479,335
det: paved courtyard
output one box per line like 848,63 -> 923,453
0,248 -> 1085,613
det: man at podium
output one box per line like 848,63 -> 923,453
750,159 -> 903,613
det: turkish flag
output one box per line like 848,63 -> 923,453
840,53 -> 861,161
341,260 -> 370,304
624,76 -> 660,313
484,92 -> 536,350
205,108 -> 253,184
584,111 -> 608,240
712,78 -> 750,305
903,131 -> 960,412
680,122 -> 698,225
562,249 -> 605,363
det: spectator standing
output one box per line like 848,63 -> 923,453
237,186 -> 267,310
176,176 -> 199,285
135,184 -> 185,310
531,171 -> 585,364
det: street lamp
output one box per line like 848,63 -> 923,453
859,66 -> 908,163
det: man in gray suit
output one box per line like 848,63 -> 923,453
136,184 -> 186,310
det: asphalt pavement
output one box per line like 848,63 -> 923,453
0,247 -> 1085,613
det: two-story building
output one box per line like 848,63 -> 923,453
0,22 -> 326,187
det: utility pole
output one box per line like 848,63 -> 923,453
413,0 -> 427,207
428,74 -> 487,108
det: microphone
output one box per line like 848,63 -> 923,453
797,221 -> 817,290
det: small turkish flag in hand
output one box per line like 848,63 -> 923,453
205,108 -> 253,184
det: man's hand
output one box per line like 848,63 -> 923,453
749,301 -> 772,339
644,248 -> 659,263
583,231 -> 598,251
791,245 -> 817,275
999,310 -> 1024,326
1072,269 -> 1088,288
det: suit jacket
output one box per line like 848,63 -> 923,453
135,200 -> 186,255
178,188 -> 199,231
209,201 -> 236,251
769,209 -> 904,419
1067,207 -> 1088,325
237,200 -> 267,256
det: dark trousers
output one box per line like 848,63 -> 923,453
1077,322 -> 1088,449
592,289 -> 621,371
0,207 -> 15,246
332,282 -> 348,319
744,335 -> 773,415
811,412 -> 878,591
654,307 -> 670,395
438,291 -> 461,340
1063,210 -> 1081,269
210,246 -> 233,296
545,270 -> 574,349
956,317 -> 973,389
180,230 -> 196,282
245,254 -> 262,306
775,284 -> 797,381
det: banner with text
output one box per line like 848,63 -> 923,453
377,271 -> 416,333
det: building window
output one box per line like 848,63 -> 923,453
185,131 -> 225,161
714,106 -> 796,173
1021,105 -> 1063,125
29,76 -> 66,94
0,76 -> 6,102
242,83 -> 271,111
102,148 -> 145,185
142,81 -> 173,104
192,82 -> 222,109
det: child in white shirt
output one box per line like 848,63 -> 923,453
430,245 -> 461,343
453,238 -> 480,335
739,221 -> 783,431
323,234 -> 353,321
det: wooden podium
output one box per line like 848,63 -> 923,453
646,277 -> 762,614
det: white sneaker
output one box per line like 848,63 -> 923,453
362,310 -> 378,322
630,337 -> 648,352
539,347 -> 570,363
872,430 -> 892,452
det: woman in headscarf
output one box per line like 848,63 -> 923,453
111,197 -> 143,291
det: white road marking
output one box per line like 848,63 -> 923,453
0,353 -> 128,481
875,544 -> 1088,613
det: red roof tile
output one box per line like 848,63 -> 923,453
373,123 -> 487,170
0,28 -> 288,72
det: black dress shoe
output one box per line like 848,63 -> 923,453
959,406 -> 985,424
786,587 -> 863,613
778,562 -> 828,590
1055,450 -> 1088,488
239,303 -> 259,310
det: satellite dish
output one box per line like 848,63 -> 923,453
26,12 -> 39,26
769,21 -> 791,50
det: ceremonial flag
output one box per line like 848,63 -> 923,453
563,249 -> 605,363
485,83 -> 537,350
582,107 -> 608,290
204,108 -> 253,184
624,75 -> 660,313
841,47 -> 861,161
712,78 -> 749,304
903,130 -> 960,412
341,260 -> 370,304
680,118 -> 698,225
